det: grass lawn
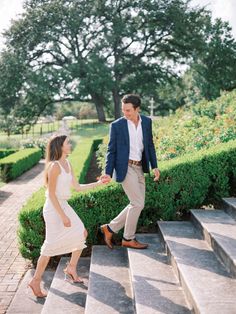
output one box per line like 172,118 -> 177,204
70,121 -> 109,142
0,121 -> 110,187
0,119 -> 100,142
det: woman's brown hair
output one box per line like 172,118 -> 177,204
44,135 -> 67,186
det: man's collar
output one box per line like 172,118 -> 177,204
125,114 -> 142,123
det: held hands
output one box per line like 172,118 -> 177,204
153,168 -> 160,182
100,171 -> 160,182
99,174 -> 111,184
62,214 -> 71,227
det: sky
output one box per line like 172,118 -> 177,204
0,0 -> 25,50
191,0 -> 236,37
0,0 -> 236,50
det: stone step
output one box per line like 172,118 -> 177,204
127,234 -> 192,314
6,269 -> 54,314
85,246 -> 134,314
191,209 -> 236,277
41,257 -> 90,314
222,197 -> 236,220
158,221 -> 236,314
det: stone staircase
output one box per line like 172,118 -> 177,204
85,246 -> 133,313
7,197 -> 236,313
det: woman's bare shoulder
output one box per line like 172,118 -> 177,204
48,161 -> 61,175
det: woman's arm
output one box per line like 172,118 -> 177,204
71,167 -> 104,192
48,163 -> 71,227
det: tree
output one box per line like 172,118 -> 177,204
93,0 -> 210,117
0,50 -> 25,115
187,19 -> 236,100
0,47 -> 58,134
1,0 -> 228,121
154,18 -> 236,111
5,0 -> 109,121
154,78 -> 186,114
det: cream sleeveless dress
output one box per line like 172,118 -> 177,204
40,160 -> 87,256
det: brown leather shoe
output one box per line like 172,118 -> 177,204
100,225 -> 113,249
122,239 -> 148,249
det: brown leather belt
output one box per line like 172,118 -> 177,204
128,159 -> 141,166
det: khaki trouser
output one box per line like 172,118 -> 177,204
109,164 -> 145,240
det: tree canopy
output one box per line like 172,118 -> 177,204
0,0 -> 235,126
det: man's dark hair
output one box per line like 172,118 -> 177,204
122,94 -> 141,109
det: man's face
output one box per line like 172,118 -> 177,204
122,102 -> 139,120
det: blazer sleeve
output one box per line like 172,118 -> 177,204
148,119 -> 158,169
105,123 -> 116,176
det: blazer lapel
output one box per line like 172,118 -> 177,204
122,118 -> 130,145
141,115 -> 147,147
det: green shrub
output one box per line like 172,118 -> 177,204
68,139 -> 236,245
18,187 -> 45,261
21,137 -> 48,157
96,90 -> 236,168
18,138 -> 101,263
0,149 -> 16,159
18,138 -> 236,262
0,148 -> 42,182
154,90 -> 236,161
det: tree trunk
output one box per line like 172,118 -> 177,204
91,93 -> 106,122
112,88 -> 121,119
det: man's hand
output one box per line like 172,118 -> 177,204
100,174 -> 111,184
153,168 -> 160,182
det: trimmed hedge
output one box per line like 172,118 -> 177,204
73,138 -> 102,185
18,138 -> 102,262
19,138 -> 236,262
68,139 -> 236,245
0,149 -> 17,159
0,148 -> 42,182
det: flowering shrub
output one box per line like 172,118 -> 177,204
96,90 -> 236,167
153,90 -> 236,161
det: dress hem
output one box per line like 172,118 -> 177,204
40,244 -> 87,257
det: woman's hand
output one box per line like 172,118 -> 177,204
100,174 -> 111,184
62,215 -> 71,227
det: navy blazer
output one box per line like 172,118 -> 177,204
105,115 -> 158,182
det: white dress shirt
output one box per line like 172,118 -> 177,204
127,115 -> 144,161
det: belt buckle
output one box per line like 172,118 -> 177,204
129,159 -> 141,166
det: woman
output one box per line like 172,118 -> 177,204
28,135 -> 106,298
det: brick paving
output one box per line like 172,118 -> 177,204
0,161 -> 44,314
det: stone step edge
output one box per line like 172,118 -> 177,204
191,210 -> 236,277
157,222 -> 203,314
222,197 -> 236,220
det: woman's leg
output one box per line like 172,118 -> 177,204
28,255 -> 50,297
65,249 -> 83,282
65,229 -> 88,282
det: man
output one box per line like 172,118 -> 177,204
101,94 -> 160,249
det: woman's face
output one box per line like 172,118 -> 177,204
62,137 -> 72,155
